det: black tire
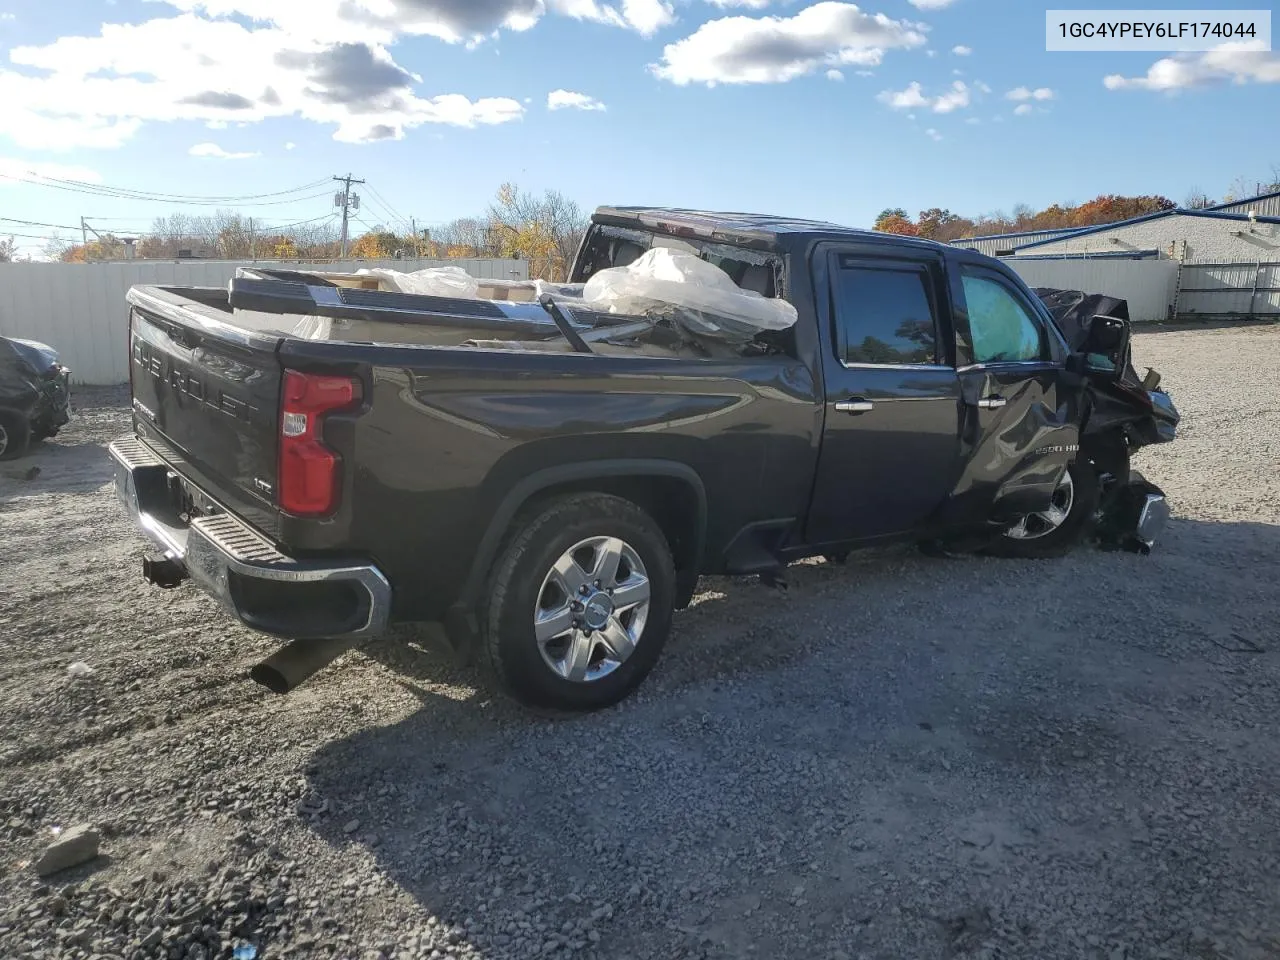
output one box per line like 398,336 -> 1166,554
483,493 -> 677,712
0,411 -> 31,461
984,460 -> 1100,560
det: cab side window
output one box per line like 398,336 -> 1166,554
960,272 -> 1046,364
832,261 -> 939,365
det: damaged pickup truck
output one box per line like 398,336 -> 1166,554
110,207 -> 1176,711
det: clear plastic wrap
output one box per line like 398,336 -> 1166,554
580,248 -> 797,340
354,265 -> 480,299
289,315 -> 333,340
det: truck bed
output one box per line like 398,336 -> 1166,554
218,275 -> 702,358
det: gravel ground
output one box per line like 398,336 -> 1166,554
2,324 -> 1279,960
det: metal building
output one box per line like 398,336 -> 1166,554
1208,189 -> 1280,220
951,227 -> 1082,257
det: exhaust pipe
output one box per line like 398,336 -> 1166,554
143,555 -> 188,589
249,638 -> 356,694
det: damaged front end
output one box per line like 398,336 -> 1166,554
1033,288 -> 1180,554
1095,471 -> 1171,555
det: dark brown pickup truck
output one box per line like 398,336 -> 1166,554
110,207 -> 1175,711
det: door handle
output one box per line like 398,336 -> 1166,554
977,395 -> 1007,410
835,399 -> 875,414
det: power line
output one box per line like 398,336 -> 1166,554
359,195 -> 410,233
362,183 -> 414,233
0,215 -> 83,231
259,212 -> 340,232
0,229 -> 74,242
0,174 -> 335,207
0,172 -> 332,203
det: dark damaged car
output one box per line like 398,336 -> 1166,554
109,207 -> 1175,711
0,336 -> 71,460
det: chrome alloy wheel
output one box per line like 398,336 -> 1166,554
1005,469 -> 1075,540
533,536 -> 651,683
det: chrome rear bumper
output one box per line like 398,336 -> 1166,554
109,437 -> 390,639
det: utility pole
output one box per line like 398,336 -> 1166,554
248,216 -> 256,260
333,173 -> 364,258
81,218 -> 110,260
411,217 -> 419,258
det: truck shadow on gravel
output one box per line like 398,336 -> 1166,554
299,516 -> 1280,959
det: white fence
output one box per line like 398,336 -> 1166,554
0,257 -> 528,384
1005,258 -> 1179,323
1176,262 -> 1280,319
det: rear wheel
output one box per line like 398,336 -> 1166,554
484,493 -> 676,711
0,411 -> 31,461
984,460 -> 1099,559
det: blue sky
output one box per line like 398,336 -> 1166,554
0,0 -> 1277,256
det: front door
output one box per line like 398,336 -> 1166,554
806,248 -> 963,545
944,264 -> 1080,525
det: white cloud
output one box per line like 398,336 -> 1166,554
1104,41 -> 1280,91
855,69 -> 874,76
974,80 -> 991,93
205,119 -> 228,129
933,79 -> 969,112
925,48 -> 936,57
878,79 -> 969,113
0,156 -> 103,184
0,13 -> 526,150
0,12 -> 15,21
908,0 -> 956,7
1005,85 -> 1055,101
189,141 -> 259,159
157,0 -> 672,44
826,68 -> 844,81
1013,103 -> 1032,116
878,80 -> 928,109
284,141 -> 296,150
547,88 -> 606,110
925,127 -> 942,140
651,2 -> 927,86
706,0 -> 771,7
553,0 -> 675,37
952,44 -> 971,55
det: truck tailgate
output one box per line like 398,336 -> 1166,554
127,285 -> 285,536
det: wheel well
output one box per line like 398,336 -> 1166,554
518,476 -> 703,578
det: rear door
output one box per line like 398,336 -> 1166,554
128,287 -> 285,535
942,261 -> 1080,524
805,245 -> 963,544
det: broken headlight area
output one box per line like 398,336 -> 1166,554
1095,470 -> 1169,555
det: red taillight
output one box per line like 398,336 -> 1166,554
278,369 -> 358,517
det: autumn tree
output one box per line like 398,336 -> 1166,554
874,208 -> 909,228
872,213 -> 920,237
486,183 -> 587,281
59,234 -> 127,262
916,208 -> 971,242
349,228 -> 409,259
1069,194 -> 1174,227
875,193 -> 1177,240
